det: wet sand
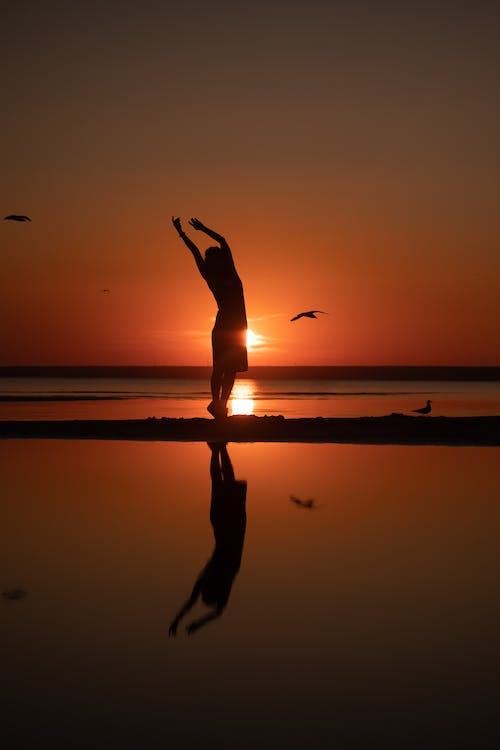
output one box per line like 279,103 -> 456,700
1,413 -> 499,445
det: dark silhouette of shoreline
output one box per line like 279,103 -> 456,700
1,365 -> 499,381
1,414 -> 499,445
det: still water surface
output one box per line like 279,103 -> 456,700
2,441 -> 500,747
1,376 -> 500,419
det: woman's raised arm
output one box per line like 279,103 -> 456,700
172,216 -> 206,278
189,217 -> 229,248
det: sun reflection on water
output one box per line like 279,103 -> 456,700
230,381 -> 255,415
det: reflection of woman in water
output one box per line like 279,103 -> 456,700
168,443 -> 247,636
172,216 -> 248,419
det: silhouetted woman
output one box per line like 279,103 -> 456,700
168,443 -> 247,636
172,216 -> 248,418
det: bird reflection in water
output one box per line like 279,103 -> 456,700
169,443 -> 247,636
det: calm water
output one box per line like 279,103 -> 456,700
2,440 -> 500,747
1,376 -> 500,419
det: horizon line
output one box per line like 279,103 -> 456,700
1,364 -> 500,381
2,364 -> 499,369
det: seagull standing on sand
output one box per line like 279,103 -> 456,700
412,399 -> 432,415
290,310 -> 328,322
4,214 -> 31,222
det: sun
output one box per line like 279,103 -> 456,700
246,328 -> 263,350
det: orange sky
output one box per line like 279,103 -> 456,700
1,1 -> 499,366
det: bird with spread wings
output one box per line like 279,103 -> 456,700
290,310 -> 327,322
289,495 -> 322,509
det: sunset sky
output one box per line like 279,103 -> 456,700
1,0 -> 499,366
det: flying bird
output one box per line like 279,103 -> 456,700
290,310 -> 328,322
289,494 -> 319,509
412,399 -> 432,415
4,214 -> 31,222
100,288 -> 110,293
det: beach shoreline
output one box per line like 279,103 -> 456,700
1,414 -> 499,445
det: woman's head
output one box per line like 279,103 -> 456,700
204,246 -> 229,277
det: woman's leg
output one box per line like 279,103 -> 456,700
210,368 -> 222,401
219,443 -> 235,482
220,370 -> 236,412
208,366 -> 224,417
208,326 -> 225,416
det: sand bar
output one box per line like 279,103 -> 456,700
1,414 -> 499,445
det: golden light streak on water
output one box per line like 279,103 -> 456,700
230,380 -> 255,415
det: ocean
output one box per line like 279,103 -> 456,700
1,368 -> 500,420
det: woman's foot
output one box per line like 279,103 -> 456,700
207,401 -> 228,419
207,400 -> 218,417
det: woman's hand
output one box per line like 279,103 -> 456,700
172,216 -> 183,234
186,621 -> 202,635
188,217 -> 205,231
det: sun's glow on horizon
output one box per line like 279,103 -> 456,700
230,381 -> 255,415
246,328 -> 265,350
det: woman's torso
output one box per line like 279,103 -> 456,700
209,273 -> 247,330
